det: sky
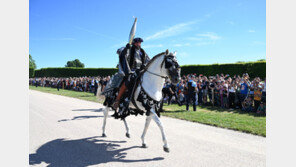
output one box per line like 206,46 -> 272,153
29,0 -> 266,69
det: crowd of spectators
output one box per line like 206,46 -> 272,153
162,73 -> 266,115
29,76 -> 110,96
29,73 -> 266,115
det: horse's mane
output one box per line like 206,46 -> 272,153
144,52 -> 166,71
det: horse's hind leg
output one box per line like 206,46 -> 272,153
151,109 -> 169,153
141,114 -> 152,148
102,107 -> 109,137
123,118 -> 130,138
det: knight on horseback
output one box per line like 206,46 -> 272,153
112,37 -> 150,110
99,18 -> 181,152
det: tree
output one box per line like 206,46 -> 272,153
257,59 -> 266,62
65,59 -> 85,68
29,54 -> 37,69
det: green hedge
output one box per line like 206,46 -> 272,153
29,68 -> 35,78
34,67 -> 117,77
181,61 -> 266,79
33,61 -> 266,79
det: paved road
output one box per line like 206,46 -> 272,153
29,90 -> 266,167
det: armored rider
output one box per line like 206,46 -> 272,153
113,37 -> 150,110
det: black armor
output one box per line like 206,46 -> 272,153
119,44 -> 150,87
106,43 -> 150,117
120,45 -> 149,74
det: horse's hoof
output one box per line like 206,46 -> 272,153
163,146 -> 170,153
102,133 -> 106,137
141,144 -> 147,148
126,133 -> 130,138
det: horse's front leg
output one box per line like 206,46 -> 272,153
102,107 -> 109,137
123,118 -> 130,138
151,109 -> 169,153
141,114 -> 152,148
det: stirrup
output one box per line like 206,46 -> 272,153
112,100 -> 120,110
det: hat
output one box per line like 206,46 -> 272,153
133,37 -> 143,43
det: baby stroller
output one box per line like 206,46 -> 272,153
242,94 -> 253,112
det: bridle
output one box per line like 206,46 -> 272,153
144,53 -> 179,79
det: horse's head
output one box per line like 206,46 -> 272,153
163,50 -> 181,85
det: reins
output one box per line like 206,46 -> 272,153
143,52 -> 168,79
146,70 -> 168,79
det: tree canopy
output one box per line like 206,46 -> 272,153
29,54 -> 37,69
65,59 -> 85,68
257,59 -> 266,62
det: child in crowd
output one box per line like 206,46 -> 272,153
256,102 -> 266,115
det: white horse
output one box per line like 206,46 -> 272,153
100,50 -> 181,152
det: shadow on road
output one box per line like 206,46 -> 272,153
72,108 -> 104,113
58,115 -> 103,122
29,136 -> 164,166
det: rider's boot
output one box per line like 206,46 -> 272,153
113,83 -> 127,110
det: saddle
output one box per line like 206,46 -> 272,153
103,70 -> 144,118
122,71 -> 144,105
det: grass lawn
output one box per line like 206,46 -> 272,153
162,104 -> 266,136
29,85 -> 101,103
29,85 -> 266,137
